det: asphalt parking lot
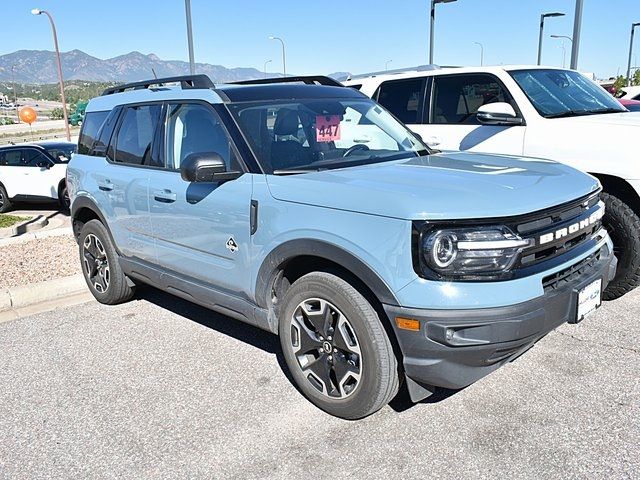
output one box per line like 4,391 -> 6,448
0,286 -> 638,479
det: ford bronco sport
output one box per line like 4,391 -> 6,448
67,75 -> 616,419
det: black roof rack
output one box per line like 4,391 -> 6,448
101,74 -> 214,96
231,75 -> 343,87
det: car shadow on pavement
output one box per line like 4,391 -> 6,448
135,286 -> 295,384
388,384 -> 461,413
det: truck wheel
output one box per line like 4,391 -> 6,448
601,192 -> 640,300
79,219 -> 135,305
0,185 -> 12,213
279,272 -> 399,419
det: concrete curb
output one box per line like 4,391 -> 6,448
0,215 -> 49,239
0,226 -> 73,247
0,273 -> 87,313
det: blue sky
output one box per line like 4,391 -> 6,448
3,0 -> 639,78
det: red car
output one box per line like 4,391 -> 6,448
618,98 -> 640,112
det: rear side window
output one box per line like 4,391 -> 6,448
1,150 -> 23,166
114,104 -> 162,166
78,111 -> 109,154
431,74 -> 511,125
375,78 -> 426,124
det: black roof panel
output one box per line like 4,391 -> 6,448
215,83 -> 365,103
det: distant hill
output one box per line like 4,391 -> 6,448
0,49 -> 278,84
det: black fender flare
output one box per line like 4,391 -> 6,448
254,239 -> 399,309
70,195 -> 120,252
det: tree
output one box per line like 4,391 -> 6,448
613,75 -> 627,91
633,69 -> 640,87
49,107 -> 64,120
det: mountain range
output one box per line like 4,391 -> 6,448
0,49 -> 295,84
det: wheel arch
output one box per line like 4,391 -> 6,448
590,173 -> 640,215
71,196 -> 118,251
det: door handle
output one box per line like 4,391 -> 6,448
353,138 -> 370,143
97,180 -> 114,191
153,189 -> 177,203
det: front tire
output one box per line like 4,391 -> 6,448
601,192 -> 640,300
279,272 -> 399,419
58,183 -> 70,212
0,185 -> 12,213
79,219 -> 135,304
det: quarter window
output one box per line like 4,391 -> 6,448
431,74 -> 512,124
114,104 -> 162,166
1,150 -> 23,166
165,103 -> 237,170
375,78 -> 426,124
78,111 -> 109,155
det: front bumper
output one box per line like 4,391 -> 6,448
384,244 -> 617,393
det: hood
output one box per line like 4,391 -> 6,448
563,111 -> 640,127
266,152 -> 600,220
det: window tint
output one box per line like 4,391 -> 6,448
24,149 -> 51,167
375,78 -> 426,124
78,111 -> 109,154
44,145 -> 76,163
432,74 -> 511,125
165,103 -> 237,170
114,104 -> 162,166
0,150 -> 23,166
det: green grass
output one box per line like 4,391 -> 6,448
0,214 -> 29,229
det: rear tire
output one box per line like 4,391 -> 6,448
79,219 -> 135,305
601,192 -> 640,300
0,185 -> 12,213
278,272 -> 399,419
58,182 -> 70,212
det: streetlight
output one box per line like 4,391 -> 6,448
429,0 -> 458,65
550,36 -> 572,68
473,42 -> 484,66
269,36 -> 286,77
627,22 -> 640,87
263,59 -> 272,79
184,0 -> 196,75
537,12 -> 565,65
31,8 -> 70,142
385,59 -> 393,71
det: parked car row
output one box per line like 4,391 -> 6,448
65,72 -> 620,419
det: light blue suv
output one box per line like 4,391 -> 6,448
67,75 -> 616,419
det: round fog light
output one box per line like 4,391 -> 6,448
432,232 -> 457,268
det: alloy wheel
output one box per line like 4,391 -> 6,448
289,298 -> 362,398
82,233 -> 110,293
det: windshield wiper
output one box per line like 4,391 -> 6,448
545,109 -> 592,119
272,168 -> 324,175
586,107 -> 625,115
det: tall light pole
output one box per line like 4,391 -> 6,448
263,59 -> 272,79
569,0 -> 583,70
550,36 -> 572,68
429,0 -> 458,65
269,36 -> 286,77
473,42 -> 484,66
550,34 -> 573,44
627,23 -> 640,87
537,12 -> 565,65
31,8 -> 70,142
184,0 -> 196,74
385,59 -> 393,71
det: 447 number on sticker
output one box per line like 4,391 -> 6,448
316,115 -> 341,142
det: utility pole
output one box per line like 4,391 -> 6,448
627,23 -> 640,86
185,0 -> 196,74
569,0 -> 584,70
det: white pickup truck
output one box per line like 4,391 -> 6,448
346,65 -> 640,300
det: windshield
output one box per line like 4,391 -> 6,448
510,69 -> 626,118
229,98 -> 429,174
44,145 -> 76,163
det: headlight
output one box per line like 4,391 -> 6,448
420,226 -> 532,280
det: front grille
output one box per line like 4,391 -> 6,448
514,192 -> 603,269
542,249 -> 602,292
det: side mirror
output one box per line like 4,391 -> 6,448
476,102 -> 523,126
180,152 -> 242,183
36,160 -> 52,169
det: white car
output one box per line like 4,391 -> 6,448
347,65 -> 640,300
0,141 -> 76,213
618,85 -> 640,101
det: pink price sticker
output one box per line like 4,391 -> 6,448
316,115 -> 341,142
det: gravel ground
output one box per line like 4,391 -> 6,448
0,287 -> 637,479
0,234 -> 80,289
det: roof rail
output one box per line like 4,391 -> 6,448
101,74 -> 214,96
346,65 -> 441,81
231,75 -> 343,87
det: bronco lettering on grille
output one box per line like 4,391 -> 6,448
539,207 -> 604,245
